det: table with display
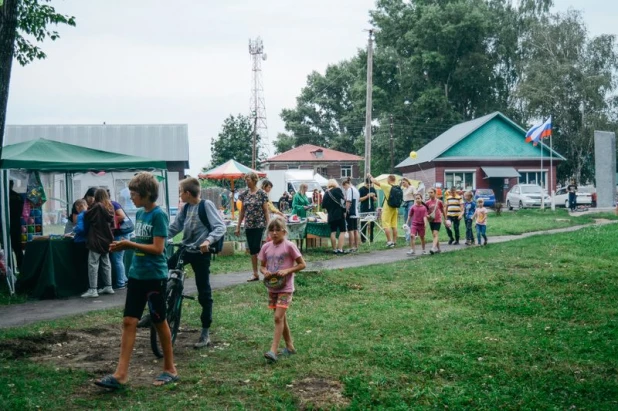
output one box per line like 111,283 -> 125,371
17,237 -> 171,299
17,237 -> 89,299
225,220 -> 307,250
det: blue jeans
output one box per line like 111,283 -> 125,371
110,234 -> 127,288
476,224 -> 487,244
465,219 -> 475,243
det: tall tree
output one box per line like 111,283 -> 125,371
516,10 -> 618,183
0,0 -> 75,158
277,0 -> 557,175
207,114 -> 264,171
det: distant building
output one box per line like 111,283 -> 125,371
262,144 -> 363,180
5,124 -> 189,176
396,112 -> 566,202
5,124 -> 190,212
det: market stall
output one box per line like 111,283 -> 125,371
1,138 -> 167,298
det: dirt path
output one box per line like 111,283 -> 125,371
1,219 -> 616,330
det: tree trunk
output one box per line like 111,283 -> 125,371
0,0 -> 19,160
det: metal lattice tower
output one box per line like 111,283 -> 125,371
249,37 -> 269,169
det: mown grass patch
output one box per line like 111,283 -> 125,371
1,223 -> 617,409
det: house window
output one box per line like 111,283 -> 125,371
312,149 -> 324,159
316,166 -> 328,177
519,171 -> 547,187
340,165 -> 352,178
287,164 -> 301,170
445,171 -> 475,190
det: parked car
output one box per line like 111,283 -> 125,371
473,189 -> 496,208
554,186 -> 593,208
506,184 -> 551,210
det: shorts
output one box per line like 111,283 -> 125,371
124,278 -> 167,323
381,206 -> 398,229
245,227 -> 265,255
346,217 -> 358,231
429,222 -> 441,232
411,225 -> 425,238
268,292 -> 293,310
329,218 -> 346,233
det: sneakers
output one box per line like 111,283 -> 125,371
137,314 -> 151,328
114,284 -> 127,290
193,336 -> 211,349
386,242 -> 395,248
422,250 -> 428,255
81,289 -> 99,298
448,239 -> 454,245
406,250 -> 415,256
97,286 -> 115,295
429,248 -> 441,255
453,241 -> 460,245
483,239 -> 488,246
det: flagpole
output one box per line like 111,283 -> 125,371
540,138 -> 544,209
550,132 -> 554,210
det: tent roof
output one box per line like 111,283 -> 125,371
1,138 -> 167,171
198,159 -> 266,180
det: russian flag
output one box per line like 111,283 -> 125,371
525,116 -> 552,145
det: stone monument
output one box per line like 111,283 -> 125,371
594,131 -> 616,208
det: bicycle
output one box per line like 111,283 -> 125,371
150,244 -> 195,358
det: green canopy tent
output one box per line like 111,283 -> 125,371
0,138 -> 168,294
1,138 -> 167,171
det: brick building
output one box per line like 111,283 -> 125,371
261,144 -> 363,180
396,112 -> 565,202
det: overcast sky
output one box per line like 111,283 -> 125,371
6,0 -> 616,175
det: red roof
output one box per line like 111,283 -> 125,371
266,144 -> 363,162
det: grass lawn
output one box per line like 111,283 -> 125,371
1,222 -> 617,409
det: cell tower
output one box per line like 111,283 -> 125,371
249,37 -> 268,169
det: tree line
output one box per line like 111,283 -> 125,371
274,0 -> 618,183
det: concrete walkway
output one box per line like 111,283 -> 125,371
1,219 -> 615,329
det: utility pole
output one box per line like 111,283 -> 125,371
249,37 -> 268,169
389,114 -> 394,174
364,29 -> 374,177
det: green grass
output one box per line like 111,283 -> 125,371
1,223 -> 617,409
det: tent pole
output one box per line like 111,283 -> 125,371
163,170 -> 170,217
2,170 -> 15,294
231,179 -> 235,219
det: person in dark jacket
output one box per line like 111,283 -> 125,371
321,179 -> 347,254
82,189 -> 115,298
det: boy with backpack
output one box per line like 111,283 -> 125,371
368,174 -> 403,248
168,177 -> 226,348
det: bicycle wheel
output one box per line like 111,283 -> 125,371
150,279 -> 183,358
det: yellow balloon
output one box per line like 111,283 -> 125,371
409,151 -> 417,159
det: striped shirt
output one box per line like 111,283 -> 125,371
444,192 -> 463,217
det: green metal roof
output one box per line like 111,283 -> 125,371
396,112 -> 565,168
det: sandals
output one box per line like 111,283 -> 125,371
94,374 -> 126,390
277,347 -> 297,357
247,276 -> 260,282
153,371 -> 179,386
264,351 -> 277,363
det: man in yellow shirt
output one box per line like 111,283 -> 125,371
444,185 -> 463,245
368,174 -> 398,248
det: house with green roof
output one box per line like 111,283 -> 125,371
396,112 -> 565,202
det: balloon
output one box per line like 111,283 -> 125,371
409,151 -> 417,159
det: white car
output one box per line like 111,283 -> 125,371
506,184 -> 551,210
554,186 -> 593,208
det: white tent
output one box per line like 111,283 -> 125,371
313,173 -> 328,188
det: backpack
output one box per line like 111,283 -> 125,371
387,185 -> 403,208
182,200 -> 225,254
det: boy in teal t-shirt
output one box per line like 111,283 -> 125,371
94,172 -> 178,390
